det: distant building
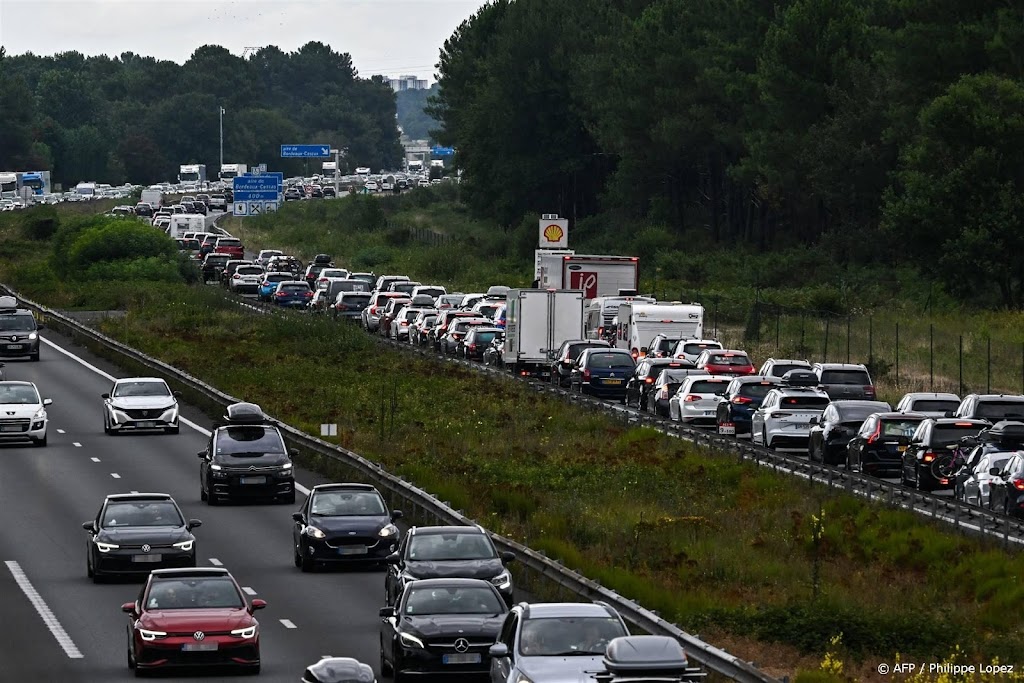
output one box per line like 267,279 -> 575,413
388,75 -> 429,92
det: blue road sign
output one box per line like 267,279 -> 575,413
233,175 -> 280,193
233,190 -> 279,201
281,144 -> 331,158
431,146 -> 455,156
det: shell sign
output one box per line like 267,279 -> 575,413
538,218 -> 569,248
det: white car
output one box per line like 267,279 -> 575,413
365,181 -> 380,192
751,378 -> 831,449
894,392 -> 962,418
102,377 -> 180,435
229,265 -> 266,294
672,339 -> 723,364
0,381 -> 51,446
255,249 -> 283,267
668,375 -> 732,423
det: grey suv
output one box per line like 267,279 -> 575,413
757,358 -> 811,379
953,394 -> 1024,422
813,362 -> 876,400
489,602 -> 629,683
0,297 -> 42,361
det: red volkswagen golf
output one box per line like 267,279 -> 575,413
122,567 -> 266,675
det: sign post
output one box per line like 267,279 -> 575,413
538,213 -> 569,249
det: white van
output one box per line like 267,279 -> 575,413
584,295 -> 656,341
615,303 -> 705,358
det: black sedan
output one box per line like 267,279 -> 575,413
292,483 -> 403,572
808,400 -> 891,465
83,493 -> 201,582
846,412 -> 927,476
624,358 -> 693,411
380,578 -> 507,680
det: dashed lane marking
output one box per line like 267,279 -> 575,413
110,473 -> 121,479
5,560 -> 84,659
242,586 -> 257,596
280,619 -> 297,629
209,558 -> 223,566
90,457 -> 100,463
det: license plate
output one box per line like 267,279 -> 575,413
136,421 -> 156,428
719,424 -> 736,435
132,554 -> 162,563
338,546 -> 368,555
5,344 -> 22,350
898,445 -> 908,452
443,653 -> 481,665
240,476 -> 266,485
182,642 -> 218,652
603,379 -> 623,385
0,425 -> 21,432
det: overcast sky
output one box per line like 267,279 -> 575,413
0,0 -> 486,83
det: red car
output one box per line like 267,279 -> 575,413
213,236 -> 245,259
123,567 -> 266,675
695,349 -> 756,376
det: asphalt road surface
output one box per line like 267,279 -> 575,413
0,328 -> 389,681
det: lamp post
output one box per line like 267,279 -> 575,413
219,107 -> 225,175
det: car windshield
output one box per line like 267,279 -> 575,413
217,239 -> 241,247
0,315 -> 35,332
683,343 -> 720,356
216,426 -> 286,455
880,419 -> 923,437
976,401 -> 1024,420
145,577 -> 243,610
688,380 -> 730,395
310,491 -> 386,516
740,383 -> 776,399
0,384 -> 40,404
708,354 -> 750,366
113,381 -> 171,398
407,532 -> 496,561
910,400 -> 959,413
102,501 -> 183,527
820,369 -> 871,385
404,586 -> 503,615
933,424 -> 984,446
519,617 -> 627,656
587,353 -> 635,369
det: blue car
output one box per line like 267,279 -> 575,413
272,281 -> 313,308
569,348 -> 636,398
715,375 -> 782,436
258,272 -> 294,301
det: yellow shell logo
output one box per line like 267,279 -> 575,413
543,224 -> 564,242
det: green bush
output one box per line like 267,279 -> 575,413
19,205 -> 60,241
65,221 -> 177,280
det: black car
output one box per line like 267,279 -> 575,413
986,451 -> 1024,517
715,375 -> 782,436
901,418 -> 989,491
380,578 -> 508,680
807,400 -> 892,465
200,254 -> 231,283
83,493 -> 201,582
460,326 -> 503,361
846,412 -> 928,476
482,333 -> 505,367
623,358 -> 693,411
385,526 -> 516,607
953,394 -> 1024,422
549,340 -> 611,387
292,483 -> 403,572
198,402 -> 297,505
0,296 -> 43,361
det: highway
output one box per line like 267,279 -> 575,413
0,329 -> 387,681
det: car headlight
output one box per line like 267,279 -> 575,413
138,628 -> 167,641
94,541 -> 119,553
399,632 -> 424,649
514,674 -> 536,683
280,462 -> 292,469
210,464 -> 222,471
172,540 -> 194,552
304,526 -> 326,539
33,407 -> 46,420
379,524 -> 398,538
230,625 -> 257,639
490,569 -> 512,590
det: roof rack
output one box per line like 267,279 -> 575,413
0,295 -> 18,311
594,636 -> 706,682
781,369 -> 819,387
222,402 -> 268,424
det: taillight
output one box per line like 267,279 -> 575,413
746,367 -> 757,374
275,292 -> 287,297
336,304 -> 347,311
304,291 -> 313,298
922,451 -> 936,463
732,396 -> 753,404
631,350 -> 639,360
233,274 -> 240,279
1014,479 -> 1024,491
582,369 -> 591,380
468,343 -> 477,351
598,326 -> 604,337
864,385 -> 876,397
644,377 -> 654,384
866,422 -> 882,444
369,306 -> 377,315
683,395 -> 700,402
401,321 -> 409,326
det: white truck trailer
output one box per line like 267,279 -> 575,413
178,164 -> 207,187
218,164 -> 247,181
614,302 -> 705,358
535,252 -> 640,300
502,288 -> 585,376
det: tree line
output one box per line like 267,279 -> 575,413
0,43 -> 403,186
429,0 -> 1024,307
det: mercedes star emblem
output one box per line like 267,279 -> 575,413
194,631 -> 205,641
141,544 -> 151,553
454,638 -> 470,653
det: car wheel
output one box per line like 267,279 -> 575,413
103,416 -> 111,435
33,434 -> 46,447
294,545 -> 302,568
280,491 -> 296,505
87,552 -> 94,579
127,639 -> 135,670
380,635 -> 393,676
30,350 -> 39,362
762,428 -> 770,449
165,425 -> 179,435
916,467 -> 933,492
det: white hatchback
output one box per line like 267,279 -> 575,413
0,381 -> 52,447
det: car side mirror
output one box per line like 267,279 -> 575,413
944,411 -> 955,418
379,606 -> 396,618
249,599 -> 267,612
82,521 -> 95,531
990,467 -> 1003,476
186,519 -> 202,530
385,552 -> 401,565
43,398 -> 52,406
121,602 -> 137,616
390,509 -> 404,522
500,551 -> 516,565
489,643 -> 510,658
292,512 -> 304,523
101,393 -> 110,399
197,451 -> 207,459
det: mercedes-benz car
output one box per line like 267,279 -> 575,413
102,377 -> 181,435
292,483 -> 403,572
84,493 -> 201,582
380,578 -> 507,679
0,380 -> 51,446
122,567 -> 266,675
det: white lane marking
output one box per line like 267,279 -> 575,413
5,560 -> 84,659
56,429 -> 65,434
42,337 -> 312,498
209,558 -> 223,566
90,457 -> 100,463
73,442 -> 82,448
110,473 -> 121,479
241,586 -> 257,596
130,490 -> 139,494
280,619 -> 297,629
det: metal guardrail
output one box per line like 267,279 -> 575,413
5,284 -> 780,683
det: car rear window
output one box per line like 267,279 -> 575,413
417,288 -> 445,298
341,294 -> 371,305
820,369 -> 871,385
567,343 -> 606,361
473,331 -> 498,344
689,380 -> 730,395
588,352 -> 635,368
217,239 -> 241,246
766,363 -> 809,377
683,342 -> 721,355
779,396 -> 830,409
267,274 -> 291,282
910,400 -> 959,413
709,354 -> 751,366
652,338 -> 678,353
880,419 -> 923,437
237,266 -> 262,275
932,424 -> 984,445
976,401 -> 1024,420
281,284 -> 309,292
740,383 -> 775,399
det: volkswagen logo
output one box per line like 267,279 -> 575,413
193,631 -> 205,641
141,544 -> 151,553
454,638 -> 470,653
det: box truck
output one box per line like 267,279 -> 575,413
218,164 -> 246,181
536,252 -> 640,300
502,289 -> 585,376
615,302 -> 705,358
178,164 -> 207,187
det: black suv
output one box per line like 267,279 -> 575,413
901,418 -> 989,491
0,296 -> 42,361
385,525 -> 516,606
549,339 -> 611,387
198,402 -> 297,505
623,357 -> 693,410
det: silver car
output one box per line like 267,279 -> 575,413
102,377 -> 180,435
895,392 -> 962,418
669,375 -> 732,423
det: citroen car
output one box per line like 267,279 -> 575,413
122,567 -> 266,675
385,526 -> 516,607
0,380 -> 51,446
0,295 -> 42,361
380,578 -> 507,680
102,377 -> 181,435
292,483 -> 403,571
84,493 -> 201,582
198,402 -> 297,505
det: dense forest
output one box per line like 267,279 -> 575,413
0,43 -> 403,185
429,0 -> 1024,307
396,85 -> 440,141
